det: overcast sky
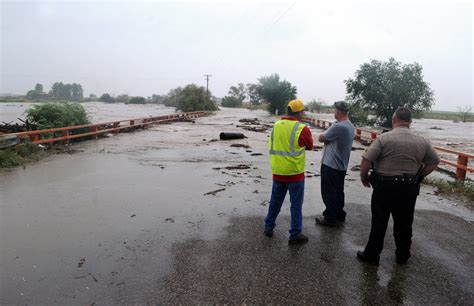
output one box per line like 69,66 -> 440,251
1,0 -> 472,111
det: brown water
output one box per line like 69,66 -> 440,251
0,107 -> 472,304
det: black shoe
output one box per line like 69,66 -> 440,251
315,217 -> 338,227
396,255 -> 410,265
357,251 -> 380,266
264,229 -> 273,237
288,234 -> 309,245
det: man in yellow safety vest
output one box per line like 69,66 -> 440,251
264,99 -> 314,244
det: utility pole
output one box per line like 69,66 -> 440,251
204,74 -> 212,97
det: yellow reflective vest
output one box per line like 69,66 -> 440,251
268,119 -> 306,175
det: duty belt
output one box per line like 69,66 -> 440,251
370,172 -> 419,185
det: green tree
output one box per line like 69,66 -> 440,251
221,96 -> 242,108
99,93 -> 115,103
35,83 -> 43,93
89,93 -> 97,99
345,58 -> 434,127
174,84 -> 217,112
257,74 -> 297,115
150,94 -> 165,104
306,99 -> 326,113
128,96 -> 146,104
228,83 -> 246,102
26,90 -> 39,100
246,83 -> 261,106
162,87 -> 183,107
71,83 -> 83,100
116,94 -> 130,103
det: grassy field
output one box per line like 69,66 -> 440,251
421,110 -> 474,122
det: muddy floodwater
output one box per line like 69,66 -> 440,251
0,106 -> 473,304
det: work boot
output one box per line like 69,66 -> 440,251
263,229 -> 273,237
315,216 -> 338,227
288,234 -> 309,245
357,251 -> 380,266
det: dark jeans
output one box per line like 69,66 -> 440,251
264,180 -> 305,240
321,164 -> 347,222
364,181 -> 420,259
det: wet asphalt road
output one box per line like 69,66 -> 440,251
1,108 -> 473,305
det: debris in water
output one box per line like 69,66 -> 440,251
259,201 -> 268,206
130,214 -> 136,218
219,132 -> 246,140
165,218 -> 175,223
78,258 -> 86,268
74,275 -> 87,279
88,273 -> 99,282
204,188 -> 226,196
250,153 -> 263,156
239,118 -> 260,124
213,164 -> 251,170
429,126 -> 444,130
230,143 -> 250,148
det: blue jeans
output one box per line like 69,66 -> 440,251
321,164 -> 347,222
264,180 -> 305,240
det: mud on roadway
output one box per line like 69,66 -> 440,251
1,108 -> 473,305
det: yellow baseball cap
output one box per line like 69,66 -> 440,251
287,99 -> 305,112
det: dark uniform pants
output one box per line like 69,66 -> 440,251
364,181 -> 420,259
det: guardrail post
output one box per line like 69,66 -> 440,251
113,122 -> 119,134
91,126 -> 98,139
130,120 -> 135,127
456,156 -> 468,180
29,133 -> 39,143
62,130 -> 70,145
143,119 -> 148,129
355,129 -> 361,141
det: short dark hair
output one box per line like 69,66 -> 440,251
287,106 -> 297,116
394,107 -> 412,122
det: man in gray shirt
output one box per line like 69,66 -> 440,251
316,101 -> 355,226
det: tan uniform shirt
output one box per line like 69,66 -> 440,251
362,126 -> 440,176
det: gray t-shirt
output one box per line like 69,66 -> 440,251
321,120 -> 355,171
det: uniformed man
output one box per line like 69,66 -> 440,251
357,107 -> 440,266
264,99 -> 314,244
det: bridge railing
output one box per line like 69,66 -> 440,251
6,111 -> 206,146
303,117 -> 474,180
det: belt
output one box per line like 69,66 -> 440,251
378,174 -> 417,184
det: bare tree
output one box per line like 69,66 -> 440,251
457,106 -> 473,123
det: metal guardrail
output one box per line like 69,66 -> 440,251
303,117 -> 474,180
6,111 -> 206,146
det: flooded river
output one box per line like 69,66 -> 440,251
0,107 -> 473,304
2,102 -> 472,153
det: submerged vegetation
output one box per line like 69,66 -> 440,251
25,102 -> 90,130
424,178 -> 474,205
0,142 -> 44,168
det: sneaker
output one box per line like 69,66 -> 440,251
263,229 -> 273,237
356,251 -> 380,266
288,234 -> 309,245
315,216 -> 338,227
